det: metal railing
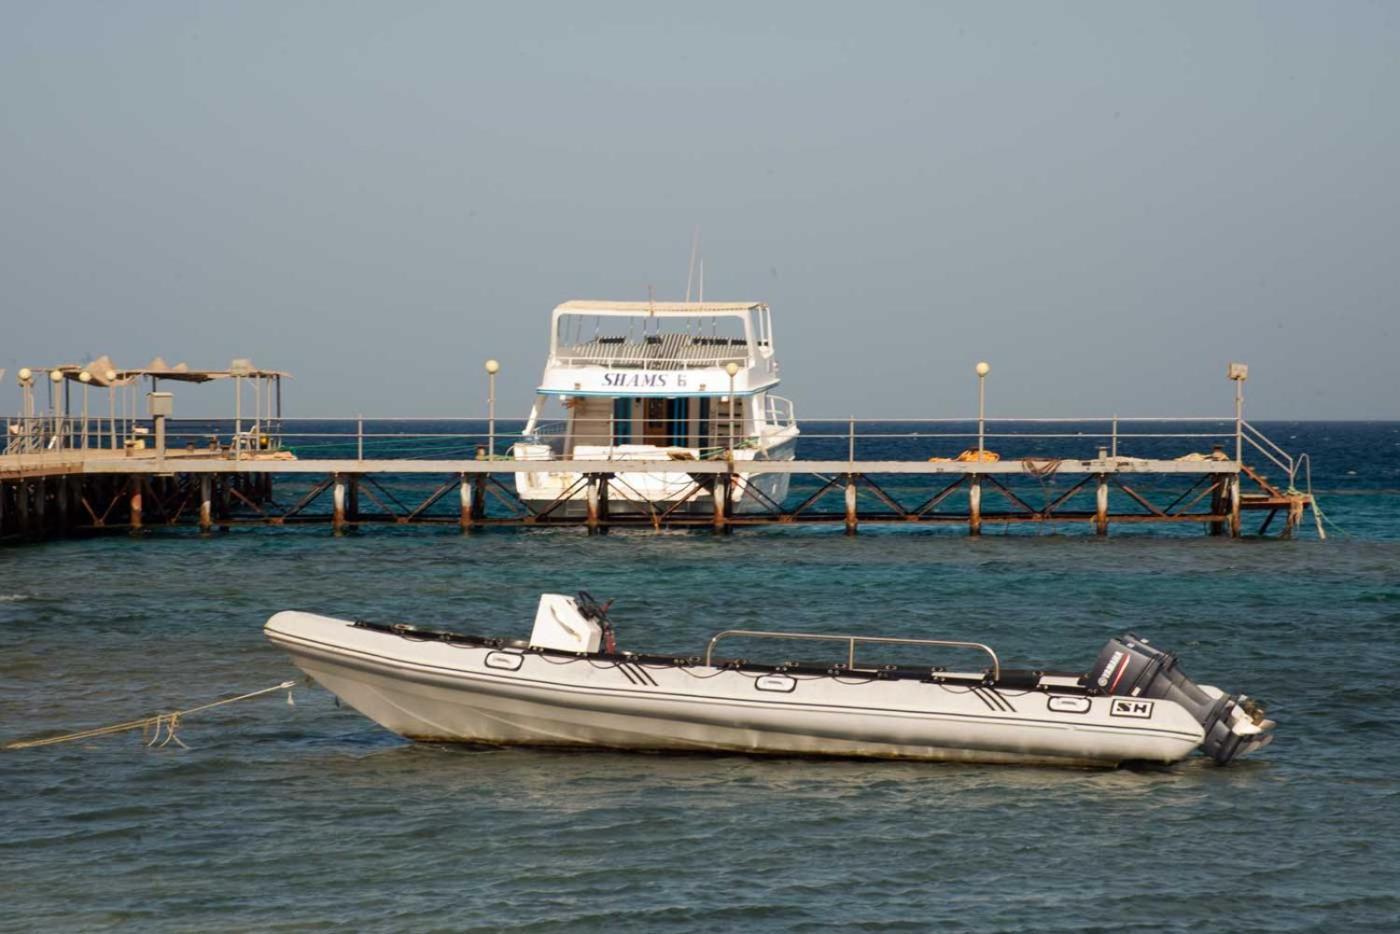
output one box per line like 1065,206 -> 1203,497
1240,419 -> 1297,487
2,415 -> 284,458
703,629 -> 1001,678
5,413 -> 1306,476
764,395 -> 796,430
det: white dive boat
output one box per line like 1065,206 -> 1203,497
265,594 -> 1275,768
512,300 -> 799,515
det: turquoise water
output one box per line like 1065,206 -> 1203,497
3,423 -> 1399,931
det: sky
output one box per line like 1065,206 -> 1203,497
2,1 -> 1397,419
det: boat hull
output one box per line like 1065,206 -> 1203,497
266,612 -> 1207,768
512,437 -> 797,516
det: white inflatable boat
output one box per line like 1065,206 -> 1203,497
265,593 -> 1274,768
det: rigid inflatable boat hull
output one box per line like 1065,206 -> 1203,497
267,612 -> 1207,768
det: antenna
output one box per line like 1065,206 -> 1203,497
685,227 -> 700,302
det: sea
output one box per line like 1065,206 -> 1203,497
2,421 -> 1398,932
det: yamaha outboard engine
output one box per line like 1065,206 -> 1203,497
1088,634 -> 1273,764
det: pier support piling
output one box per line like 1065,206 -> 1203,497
1229,475 -> 1242,538
968,475 -> 982,537
459,474 -> 471,532
712,475 -> 731,534
471,474 -> 486,528
844,475 -> 858,536
332,474 -> 347,534
586,475 -> 601,534
199,475 -> 213,532
1208,477 -> 1226,536
17,481 -> 30,537
128,478 -> 142,531
1095,474 -> 1109,536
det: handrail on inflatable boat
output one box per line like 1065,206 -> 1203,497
703,630 -> 1001,680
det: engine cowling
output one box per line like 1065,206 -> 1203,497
1088,634 -> 1273,764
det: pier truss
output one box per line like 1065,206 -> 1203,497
0,454 -> 1319,542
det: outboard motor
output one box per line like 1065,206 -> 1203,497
1088,634 -> 1273,764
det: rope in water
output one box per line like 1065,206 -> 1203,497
2,680 -> 298,751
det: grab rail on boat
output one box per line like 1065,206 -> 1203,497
703,630 -> 1000,680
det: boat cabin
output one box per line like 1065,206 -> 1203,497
519,300 -> 794,459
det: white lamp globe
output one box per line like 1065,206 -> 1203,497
484,359 -> 500,375
975,361 -> 991,377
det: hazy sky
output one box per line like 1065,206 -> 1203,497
3,2 -> 1397,418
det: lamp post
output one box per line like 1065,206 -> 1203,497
79,371 -> 91,449
975,361 -> 991,457
105,370 -> 118,449
49,369 -> 64,450
484,359 -> 500,458
17,368 -> 33,451
725,361 -> 740,452
1228,362 -> 1248,464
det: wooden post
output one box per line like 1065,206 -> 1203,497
332,474 -> 347,533
199,475 -> 213,532
1095,474 -> 1109,536
1229,474 -> 1241,539
844,475 -> 858,536
968,475 -> 982,537
348,476 -> 360,530
459,474 -> 471,532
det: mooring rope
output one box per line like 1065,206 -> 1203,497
2,680 -> 298,751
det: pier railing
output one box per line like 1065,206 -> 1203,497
5,414 -> 1253,464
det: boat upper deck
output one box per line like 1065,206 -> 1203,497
548,300 -> 777,376
554,334 -> 750,369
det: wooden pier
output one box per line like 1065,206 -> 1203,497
0,448 -> 1318,542
1,358 -> 1322,543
